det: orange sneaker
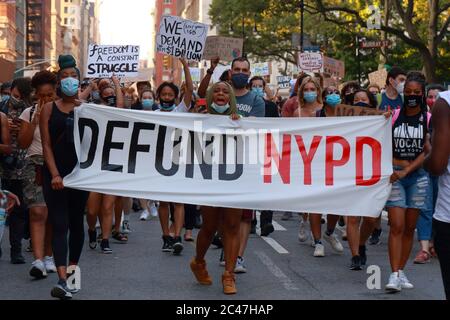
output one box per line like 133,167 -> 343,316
190,258 -> 212,285
222,271 -> 237,295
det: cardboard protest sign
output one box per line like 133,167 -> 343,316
203,36 -> 244,61
298,52 -> 323,73
368,69 -> 388,88
323,56 -> 345,78
156,15 -> 208,62
335,104 -> 385,116
251,62 -> 270,76
86,45 -> 140,78
121,68 -> 153,83
277,76 -> 291,89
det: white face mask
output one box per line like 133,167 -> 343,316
395,81 -> 405,95
211,102 -> 230,113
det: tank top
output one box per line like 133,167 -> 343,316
47,102 -> 77,177
433,91 -> 450,223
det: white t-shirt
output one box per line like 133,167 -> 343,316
19,106 -> 42,158
433,90 -> 450,223
154,100 -> 189,113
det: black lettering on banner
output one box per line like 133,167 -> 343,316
102,121 -> 129,172
219,134 -> 243,181
155,125 -> 180,176
128,122 -> 155,174
185,131 -> 213,180
78,118 -> 99,169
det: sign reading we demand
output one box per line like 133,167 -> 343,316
86,45 -> 140,78
156,15 -> 208,62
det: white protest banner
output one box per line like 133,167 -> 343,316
156,15 -> 208,62
64,104 -> 393,217
86,45 -> 140,78
203,36 -> 244,62
298,52 -> 324,73
121,68 -> 153,83
212,64 -> 231,83
277,76 -> 292,89
251,62 -> 270,76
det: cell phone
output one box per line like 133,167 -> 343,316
196,98 -> 207,112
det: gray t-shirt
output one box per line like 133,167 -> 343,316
433,90 -> 450,223
236,91 -> 265,117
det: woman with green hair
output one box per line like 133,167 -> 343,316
190,81 -> 240,295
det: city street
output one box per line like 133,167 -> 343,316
0,211 -> 445,300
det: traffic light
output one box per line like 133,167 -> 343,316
163,55 -> 170,69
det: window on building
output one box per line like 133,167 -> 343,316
64,7 -> 68,14
64,18 -> 69,25
163,0 -> 172,4
70,17 -> 75,26
164,8 -> 171,15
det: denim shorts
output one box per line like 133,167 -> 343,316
385,166 -> 430,210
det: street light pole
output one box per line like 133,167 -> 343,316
300,0 -> 304,52
242,16 -> 246,57
356,35 -> 361,85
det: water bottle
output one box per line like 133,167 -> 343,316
0,190 -> 8,244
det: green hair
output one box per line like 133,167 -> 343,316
206,81 -> 237,115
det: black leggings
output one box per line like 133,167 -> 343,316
43,173 -> 88,268
184,204 -> 198,230
434,218 -> 450,300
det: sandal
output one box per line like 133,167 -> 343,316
184,235 -> 194,242
112,231 -> 128,243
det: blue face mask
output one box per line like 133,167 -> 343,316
304,91 -> 317,103
1,95 -> 10,103
252,87 -> 264,98
142,99 -> 154,110
325,93 -> 341,107
231,73 -> 249,89
160,101 -> 176,111
211,102 -> 230,114
60,77 -> 79,97
91,91 -> 100,102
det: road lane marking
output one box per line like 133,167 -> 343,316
255,251 -> 299,291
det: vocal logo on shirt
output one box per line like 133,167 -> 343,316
237,104 -> 252,113
393,122 -> 424,158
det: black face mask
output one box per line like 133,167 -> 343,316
104,95 -> 116,107
353,101 -> 372,108
404,95 -> 422,108
9,95 -> 25,109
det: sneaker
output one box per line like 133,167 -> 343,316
212,234 -> 223,249
281,212 -> 292,221
359,245 -> 367,266
341,229 -> 348,241
190,258 -> 212,285
172,236 -> 184,255
219,249 -> 225,267
26,240 -> 32,252
222,271 -> 237,294
338,216 -> 345,227
162,235 -> 173,252
30,259 -> 48,279
385,272 -> 402,292
44,256 -> 57,273
398,270 -> 414,289
100,239 -> 112,254
350,256 -> 362,270
88,229 -> 97,249
121,220 -> 131,234
10,251 -> 25,264
413,250 -> 431,264
323,232 -> 344,253
234,256 -> 247,273
51,282 -> 73,300
313,243 -> 325,257
310,233 -> 316,247
298,220 -> 308,242
369,228 -> 382,245
149,202 -> 158,217
140,210 -> 150,221
260,222 -> 274,237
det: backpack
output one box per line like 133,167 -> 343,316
392,108 -> 431,127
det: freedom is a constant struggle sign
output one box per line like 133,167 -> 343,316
64,105 -> 393,216
86,44 -> 140,78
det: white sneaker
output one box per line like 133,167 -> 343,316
30,259 -> 47,279
313,243 -> 325,257
385,272 -> 402,292
234,256 -> 247,273
140,210 -> 150,221
310,233 -> 316,247
298,220 -> 308,242
121,220 -> 131,234
95,219 -> 101,229
398,270 -> 414,289
149,202 -> 158,217
44,256 -> 57,273
323,232 -> 344,253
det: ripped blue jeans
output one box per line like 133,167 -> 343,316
385,166 -> 430,210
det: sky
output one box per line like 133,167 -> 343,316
99,0 -> 155,59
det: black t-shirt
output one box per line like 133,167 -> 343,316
393,110 -> 428,160
264,99 -> 279,118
